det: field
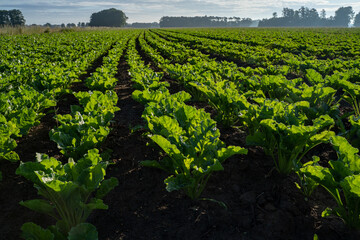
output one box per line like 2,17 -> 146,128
1,28 -> 360,239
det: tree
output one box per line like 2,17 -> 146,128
159,16 -> 253,28
308,8 -> 319,21
334,6 -> 354,27
89,8 -> 127,27
321,9 -> 326,19
283,8 -> 295,18
272,12 -> 278,18
8,9 -> 25,26
354,12 -> 360,27
0,9 -> 25,26
0,10 -> 10,25
300,6 -> 306,19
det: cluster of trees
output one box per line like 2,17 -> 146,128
131,22 -> 159,28
41,22 -> 89,28
259,6 -> 358,27
0,9 -> 25,26
89,8 -> 127,27
159,16 -> 253,28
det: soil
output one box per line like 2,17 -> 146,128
1,35 -> 360,240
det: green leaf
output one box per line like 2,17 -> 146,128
301,165 -> 338,190
306,69 -> 324,85
48,225 -> 67,240
331,136 -> 360,172
217,146 -> 248,162
341,175 -> 360,198
150,135 -> 183,161
83,198 -> 108,210
96,177 -> 118,199
164,174 -> 193,192
140,160 -> 165,170
3,151 -> 20,162
16,161 -> 45,184
68,223 -> 98,240
20,199 -> 56,218
21,222 -> 54,240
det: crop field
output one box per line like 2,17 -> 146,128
1,28 -> 360,239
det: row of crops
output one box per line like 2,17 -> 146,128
1,28 -> 360,239
1,30 -> 139,239
139,29 -> 360,230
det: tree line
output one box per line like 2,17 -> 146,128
260,6 -> 360,27
159,16 -> 253,28
2,7 -> 360,28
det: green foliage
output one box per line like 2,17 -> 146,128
16,149 -> 117,238
89,8 -> 128,27
21,221 -> 99,240
85,41 -> 127,91
50,111 -> 111,159
127,37 -> 169,91
327,72 -> 360,117
21,222 -> 54,240
0,115 -> 20,162
348,115 -> 360,148
296,84 -> 338,121
74,90 -> 119,116
0,85 -> 56,135
141,94 -> 247,199
85,70 -> 118,91
0,9 -> 25,26
246,101 -> 335,175
0,30 -> 136,181
50,91 -> 119,159
68,223 -> 98,240
300,136 -> 360,229
295,156 -> 320,198
132,87 -> 191,105
188,80 -> 250,127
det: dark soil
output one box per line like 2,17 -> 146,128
1,36 -> 360,240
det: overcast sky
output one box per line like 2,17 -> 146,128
1,0 -> 360,25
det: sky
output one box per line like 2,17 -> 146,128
1,0 -> 360,25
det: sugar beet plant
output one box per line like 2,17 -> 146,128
140,90 -> 247,199
16,149 -> 118,239
300,136 -> 360,230
246,99 -> 335,175
188,80 -> 251,128
50,90 -> 119,160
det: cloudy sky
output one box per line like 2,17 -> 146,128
1,0 -> 360,25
